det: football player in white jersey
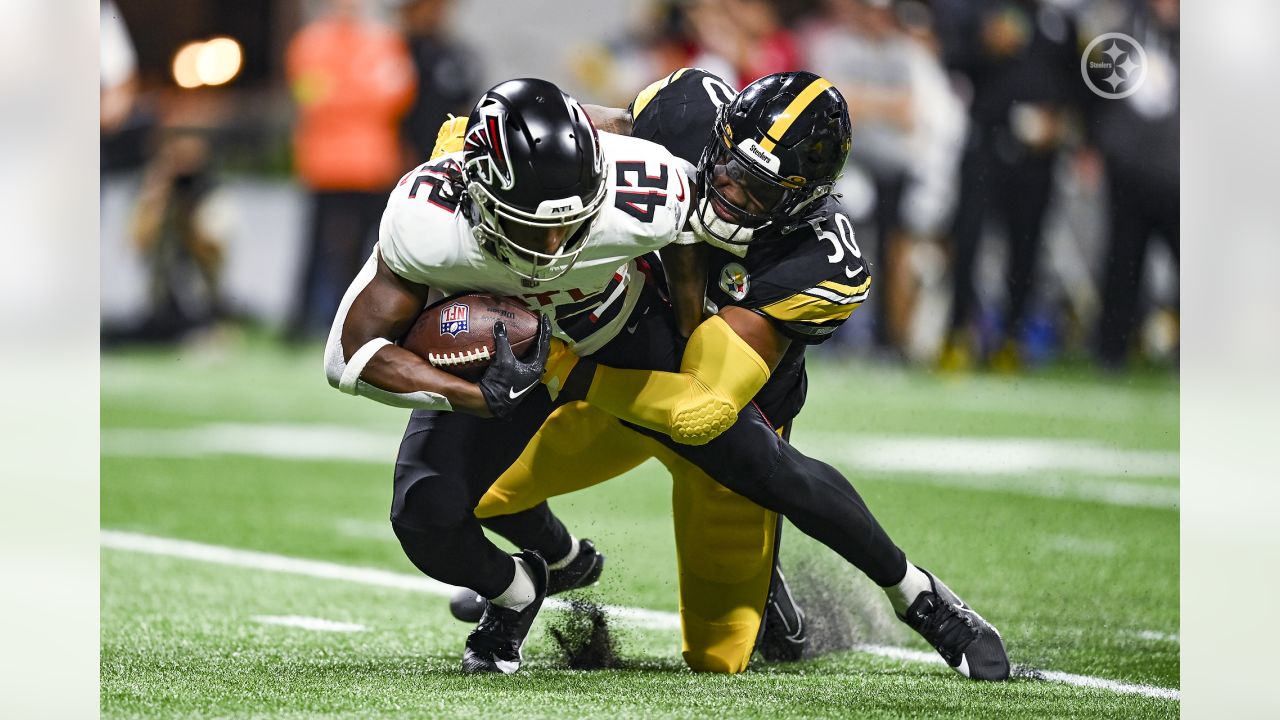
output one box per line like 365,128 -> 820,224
324,79 -> 695,673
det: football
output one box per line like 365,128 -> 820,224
401,293 -> 540,381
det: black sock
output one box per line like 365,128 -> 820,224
480,502 -> 574,563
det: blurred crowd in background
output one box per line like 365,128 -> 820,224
100,0 -> 1179,374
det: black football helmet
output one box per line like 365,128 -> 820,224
461,78 -> 606,285
693,71 -> 852,254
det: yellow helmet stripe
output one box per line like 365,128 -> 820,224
758,77 -> 834,152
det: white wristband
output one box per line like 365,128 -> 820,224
339,337 -> 393,394
352,381 -> 453,411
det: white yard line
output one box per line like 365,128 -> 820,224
1032,669 -> 1180,701
818,467 -> 1178,509
252,615 -> 367,633
798,433 -> 1179,478
101,424 -> 1178,509
1042,534 -> 1122,557
1133,630 -> 1180,643
335,518 -> 396,540
101,424 -> 393,463
101,530 -> 1179,701
848,644 -> 1179,701
100,530 -> 676,630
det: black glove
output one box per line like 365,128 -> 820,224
478,314 -> 552,419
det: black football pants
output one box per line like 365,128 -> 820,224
389,286 -> 679,597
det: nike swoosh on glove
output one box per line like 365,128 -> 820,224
478,314 -> 552,419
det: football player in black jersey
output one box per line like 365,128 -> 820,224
455,70 -> 1011,680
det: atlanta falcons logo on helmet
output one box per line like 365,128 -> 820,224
464,98 -> 515,191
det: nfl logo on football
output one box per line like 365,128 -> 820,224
439,303 -> 469,337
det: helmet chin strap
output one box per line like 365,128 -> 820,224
690,197 -> 753,257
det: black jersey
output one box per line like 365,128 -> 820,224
704,203 -> 871,426
631,68 -> 872,428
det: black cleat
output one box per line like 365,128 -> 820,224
899,569 -> 1010,681
450,539 -> 605,623
460,551 -> 548,674
547,539 -> 606,594
758,565 -> 807,662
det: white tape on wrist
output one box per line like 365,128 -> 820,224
339,337 -> 393,394
353,381 -> 452,411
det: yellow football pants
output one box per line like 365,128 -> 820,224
476,401 -> 778,673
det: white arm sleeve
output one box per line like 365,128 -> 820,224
323,252 -> 453,412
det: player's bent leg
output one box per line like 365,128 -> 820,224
391,448 -> 517,596
659,407 -> 1010,680
479,502 -> 574,568
476,402 -> 652,517
759,440 -> 1011,679
449,403 -> 654,622
391,405 -> 546,598
392,488 -> 515,596
659,443 -> 777,674
660,408 -> 910,588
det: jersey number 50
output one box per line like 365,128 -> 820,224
820,213 -> 864,279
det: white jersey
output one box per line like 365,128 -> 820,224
377,132 -> 692,355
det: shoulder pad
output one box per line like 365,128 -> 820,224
630,68 -> 734,118
378,157 -> 467,284
630,68 -> 736,166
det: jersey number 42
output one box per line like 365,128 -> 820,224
613,160 -> 669,223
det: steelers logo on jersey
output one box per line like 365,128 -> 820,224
718,262 -> 750,301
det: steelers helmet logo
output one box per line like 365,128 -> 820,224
718,262 -> 750,301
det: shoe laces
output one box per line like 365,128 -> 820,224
914,594 -> 977,659
470,606 -> 521,654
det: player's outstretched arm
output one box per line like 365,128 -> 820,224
544,306 -> 789,444
325,253 -> 493,416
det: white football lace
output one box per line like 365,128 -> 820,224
427,346 -> 492,367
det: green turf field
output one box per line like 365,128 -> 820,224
101,339 -> 1178,718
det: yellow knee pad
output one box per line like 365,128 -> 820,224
669,390 -> 738,446
583,315 -> 770,445
477,402 -> 650,518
